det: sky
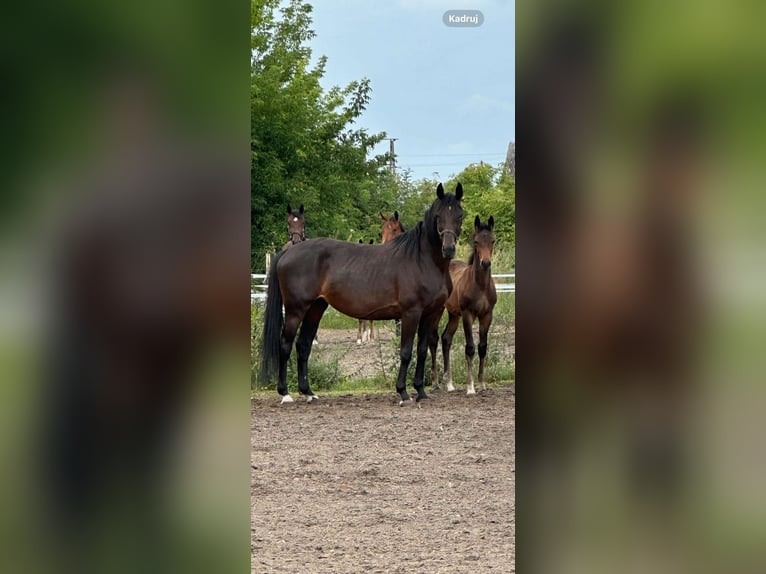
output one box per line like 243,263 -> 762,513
308,0 -> 514,181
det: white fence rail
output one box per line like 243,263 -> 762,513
251,273 -> 515,301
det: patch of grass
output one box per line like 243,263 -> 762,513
318,307 -> 359,330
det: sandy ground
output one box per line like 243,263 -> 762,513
251,386 -> 515,573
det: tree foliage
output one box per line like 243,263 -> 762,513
251,0 -> 390,270
250,0 -> 515,271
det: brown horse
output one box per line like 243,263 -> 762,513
261,183 -> 464,404
431,215 -> 497,394
282,204 -> 305,251
381,210 -> 404,243
357,212 -> 405,344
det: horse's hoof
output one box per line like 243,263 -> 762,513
356,339 -> 361,345
446,385 -> 455,393
280,395 -> 294,404
416,393 -> 429,402
398,398 -> 413,407
306,395 -> 319,403
466,389 -> 476,396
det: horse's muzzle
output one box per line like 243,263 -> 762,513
480,259 -> 491,269
442,245 -> 456,259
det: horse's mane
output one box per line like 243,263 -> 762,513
392,220 -> 423,257
392,193 -> 460,257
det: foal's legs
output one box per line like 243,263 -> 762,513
462,311 -> 477,395
356,320 -> 364,344
441,313 -> 460,392
295,299 -> 328,401
395,310 -> 421,404
477,311 -> 493,391
412,309 -> 442,401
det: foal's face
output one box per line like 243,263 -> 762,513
286,204 -> 305,244
380,211 -> 404,244
473,215 -> 496,269
434,183 -> 464,259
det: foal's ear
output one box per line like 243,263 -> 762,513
455,182 -> 464,201
380,211 -> 388,221
287,204 -> 292,214
369,239 -> 374,244
436,183 -> 445,199
488,215 -> 494,230
393,210 -> 399,221
474,214 -> 481,229
299,204 -> 304,214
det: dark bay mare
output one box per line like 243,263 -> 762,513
357,211 -> 405,344
430,215 -> 498,394
261,183 -> 465,404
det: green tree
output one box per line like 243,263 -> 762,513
251,0 -> 390,270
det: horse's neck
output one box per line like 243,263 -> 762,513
472,253 -> 491,289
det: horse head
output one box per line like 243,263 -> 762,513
431,183 -> 464,259
473,215 -> 496,269
286,204 -> 305,245
380,210 -> 404,244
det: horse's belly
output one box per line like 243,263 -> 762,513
325,295 -> 400,321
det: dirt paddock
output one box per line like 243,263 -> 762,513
251,386 -> 515,573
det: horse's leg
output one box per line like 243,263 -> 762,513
477,311 -> 493,391
370,321 -> 375,342
428,327 -> 439,389
357,320 -> 363,344
462,311 -> 477,395
395,310 -> 420,404
278,313 -> 303,404
441,313 -> 460,392
295,299 -> 328,402
412,309 -> 442,401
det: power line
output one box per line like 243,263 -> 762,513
397,152 -> 506,158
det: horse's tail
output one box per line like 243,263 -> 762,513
260,251 -> 284,385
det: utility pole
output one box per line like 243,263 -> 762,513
387,138 -> 398,174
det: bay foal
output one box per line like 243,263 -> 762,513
431,216 -> 497,394
357,211 -> 405,344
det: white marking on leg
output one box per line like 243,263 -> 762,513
306,395 -> 319,403
281,395 -> 294,404
356,338 -> 362,345
445,370 -> 455,392
466,357 -> 476,395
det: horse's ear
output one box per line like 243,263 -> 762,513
358,239 -> 363,243
436,183 -> 445,199
474,214 -> 481,229
369,239 -> 374,244
380,211 -> 387,221
488,215 -> 494,230
287,204 -> 292,214
299,204 -> 304,214
455,182 -> 464,201
393,210 -> 399,221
